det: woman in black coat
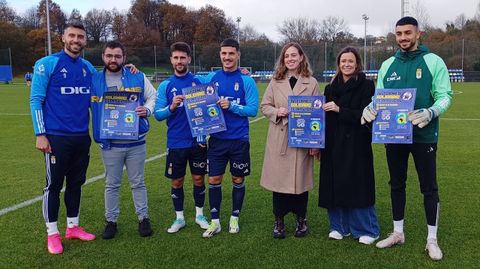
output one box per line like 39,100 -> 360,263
319,47 -> 380,245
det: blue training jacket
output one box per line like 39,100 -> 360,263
90,67 -> 150,149
30,50 -> 96,136
205,69 -> 258,140
153,72 -> 205,148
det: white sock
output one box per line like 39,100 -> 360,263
175,211 -> 184,220
67,217 -> 79,228
212,218 -> 220,225
195,207 -> 204,217
427,225 -> 438,240
230,215 -> 239,221
393,220 -> 404,234
46,222 -> 59,235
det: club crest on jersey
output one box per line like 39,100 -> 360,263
60,68 -> 68,78
206,86 -> 214,95
38,64 -> 45,74
234,82 -> 239,91
50,155 -> 56,164
416,68 -> 422,79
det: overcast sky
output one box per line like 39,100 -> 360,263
9,0 -> 480,41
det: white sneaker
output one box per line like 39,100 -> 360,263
229,216 -> 239,234
376,232 -> 405,248
167,218 -> 185,233
328,230 -> 343,240
202,221 -> 221,238
359,235 -> 379,245
195,215 -> 209,229
425,238 -> 443,260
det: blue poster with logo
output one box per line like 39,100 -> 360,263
100,91 -> 139,140
372,88 -> 417,144
182,83 -> 226,137
288,96 -> 325,148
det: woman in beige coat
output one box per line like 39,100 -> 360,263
260,42 -> 320,239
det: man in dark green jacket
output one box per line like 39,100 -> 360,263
362,16 -> 452,261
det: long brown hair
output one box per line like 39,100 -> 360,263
332,46 -> 364,82
273,42 -> 312,80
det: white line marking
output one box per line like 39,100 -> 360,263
0,116 -> 266,217
0,113 -> 30,116
441,118 -> 480,121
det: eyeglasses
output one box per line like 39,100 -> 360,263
104,54 -> 123,60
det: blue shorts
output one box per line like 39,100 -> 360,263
207,137 -> 250,177
165,145 -> 207,179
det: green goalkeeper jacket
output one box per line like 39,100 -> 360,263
377,44 -> 453,143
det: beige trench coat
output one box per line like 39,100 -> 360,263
260,76 -> 320,194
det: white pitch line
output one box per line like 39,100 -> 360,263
441,118 -> 480,121
0,116 -> 266,217
0,113 -> 30,116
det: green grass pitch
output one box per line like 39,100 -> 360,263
0,79 -> 479,267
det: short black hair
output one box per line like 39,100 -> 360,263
220,38 -> 239,51
64,20 -> 85,32
396,16 -> 418,27
103,41 -> 125,55
170,42 -> 191,56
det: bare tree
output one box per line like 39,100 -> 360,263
111,8 -> 126,41
410,0 -> 431,30
277,17 -> 320,44
0,0 -> 16,23
68,8 -> 82,22
20,6 -> 41,29
84,9 -> 111,44
319,16 -> 350,42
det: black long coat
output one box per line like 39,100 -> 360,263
318,73 -> 376,209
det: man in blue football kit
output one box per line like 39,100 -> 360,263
91,41 -> 156,239
154,42 -> 210,233
30,22 -> 96,255
202,38 -> 259,238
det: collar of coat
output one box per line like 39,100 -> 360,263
276,75 -> 312,96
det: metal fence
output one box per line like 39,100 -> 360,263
81,39 -> 480,75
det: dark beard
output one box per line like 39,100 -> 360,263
175,66 -> 188,75
106,64 -> 122,73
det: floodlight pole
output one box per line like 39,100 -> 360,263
46,0 -> 52,56
8,48 -> 12,67
362,14 -> 369,70
193,44 -> 196,73
236,17 -> 241,68
154,45 -> 157,75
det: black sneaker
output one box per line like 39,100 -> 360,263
294,218 -> 308,238
273,217 -> 285,239
102,221 -> 117,240
138,218 -> 153,237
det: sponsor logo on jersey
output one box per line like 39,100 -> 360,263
387,72 -> 401,82
234,82 -> 239,91
60,68 -> 68,78
60,86 -> 90,95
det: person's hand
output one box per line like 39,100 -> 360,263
135,106 -> 148,117
323,101 -> 340,113
169,95 -> 185,112
36,135 -> 52,153
277,107 -> 289,118
309,148 -> 320,160
125,63 -> 138,74
217,98 -> 230,110
409,108 -> 435,128
361,104 -> 377,125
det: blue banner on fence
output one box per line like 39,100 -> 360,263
0,65 -> 13,82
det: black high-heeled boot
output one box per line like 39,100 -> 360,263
294,217 -> 308,237
273,216 -> 285,239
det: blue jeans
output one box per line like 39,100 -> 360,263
101,144 -> 149,222
328,206 -> 380,238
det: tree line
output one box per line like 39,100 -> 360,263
1,0 -> 480,74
